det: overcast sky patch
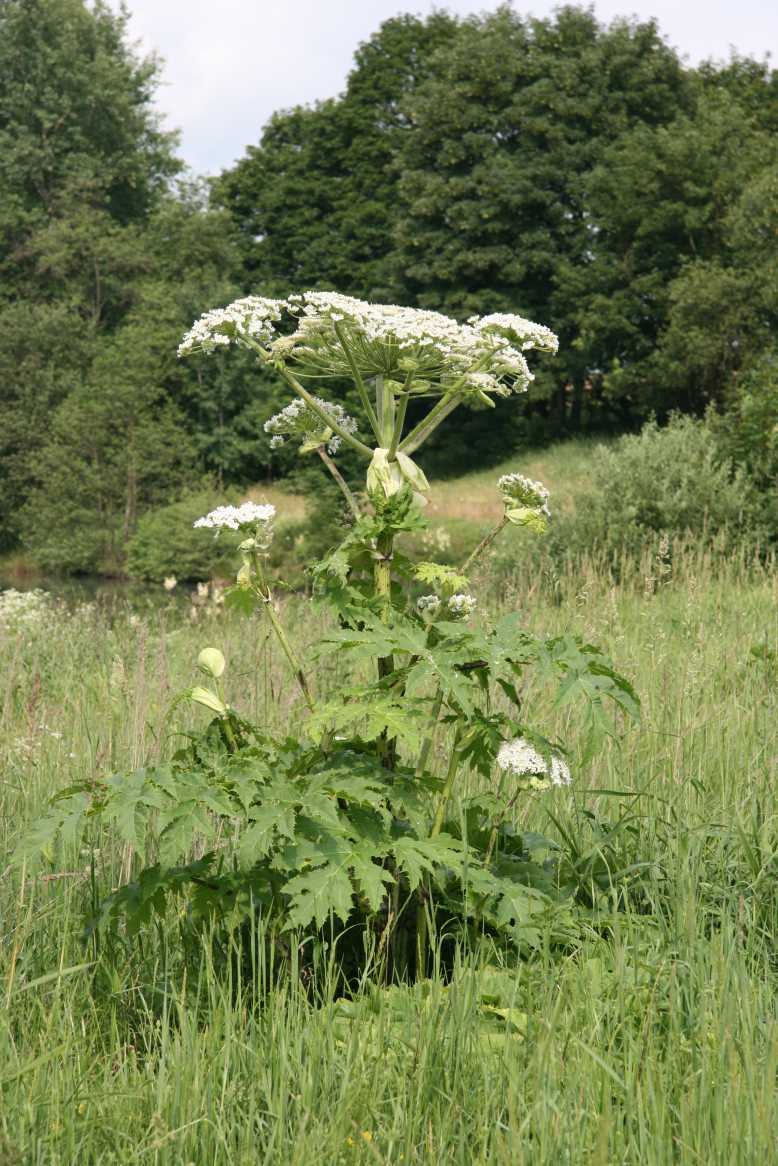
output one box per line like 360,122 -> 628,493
110,0 -> 776,176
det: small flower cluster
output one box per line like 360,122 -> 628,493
264,397 -> 358,455
194,502 -> 276,532
447,593 -> 478,619
497,473 -> 551,517
496,736 -> 571,790
470,313 -> 559,354
0,588 -> 53,633
177,296 -> 285,357
189,580 -> 226,623
11,722 -> 70,760
416,592 -> 477,620
420,526 -> 452,555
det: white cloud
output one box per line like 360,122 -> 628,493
112,0 -> 777,175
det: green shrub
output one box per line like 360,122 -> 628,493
709,356 -> 778,537
126,489 -> 240,581
545,414 -> 757,558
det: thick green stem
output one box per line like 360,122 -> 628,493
461,514 -> 509,575
374,527 -> 396,767
333,320 -> 381,440
317,446 -> 362,520
375,376 -> 396,448
400,392 -> 457,455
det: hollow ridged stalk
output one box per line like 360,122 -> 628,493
374,528 -> 396,766
387,375 -> 413,461
375,375 -> 395,448
400,354 -> 496,456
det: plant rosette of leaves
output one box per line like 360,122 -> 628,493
18,292 -> 640,980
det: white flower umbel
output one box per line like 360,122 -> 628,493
447,593 -> 477,619
496,737 -> 572,791
179,290 -> 557,410
178,296 -> 285,357
264,397 -> 358,455
283,292 -> 554,398
193,502 -> 276,532
497,473 -> 551,517
0,588 -> 52,632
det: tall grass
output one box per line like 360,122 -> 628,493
1,539 -> 776,1164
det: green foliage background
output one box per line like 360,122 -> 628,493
1,0 -> 776,573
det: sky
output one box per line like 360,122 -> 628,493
111,0 -> 777,176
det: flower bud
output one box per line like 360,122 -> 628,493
367,448 -> 404,498
396,451 -> 430,495
197,647 -> 225,679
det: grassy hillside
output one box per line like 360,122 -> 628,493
247,435 -> 603,526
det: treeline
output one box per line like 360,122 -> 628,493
1,0 -> 776,573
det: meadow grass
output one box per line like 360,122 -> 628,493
1,526 -> 777,1163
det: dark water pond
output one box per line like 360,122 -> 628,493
0,572 -> 180,613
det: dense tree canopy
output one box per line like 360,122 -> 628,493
0,2 -> 267,564
1,0 -> 776,572
391,6 -> 690,431
213,13 -> 459,300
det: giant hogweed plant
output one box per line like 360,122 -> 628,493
19,293 -> 640,977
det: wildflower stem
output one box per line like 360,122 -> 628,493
215,679 -> 238,751
263,597 -> 316,712
461,515 -> 509,574
484,792 -> 521,867
400,355 -> 493,455
333,320 -> 381,440
415,688 -> 444,776
241,333 -> 373,458
430,730 -> 462,839
317,446 -> 362,520
416,730 -> 462,974
251,553 -> 315,712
